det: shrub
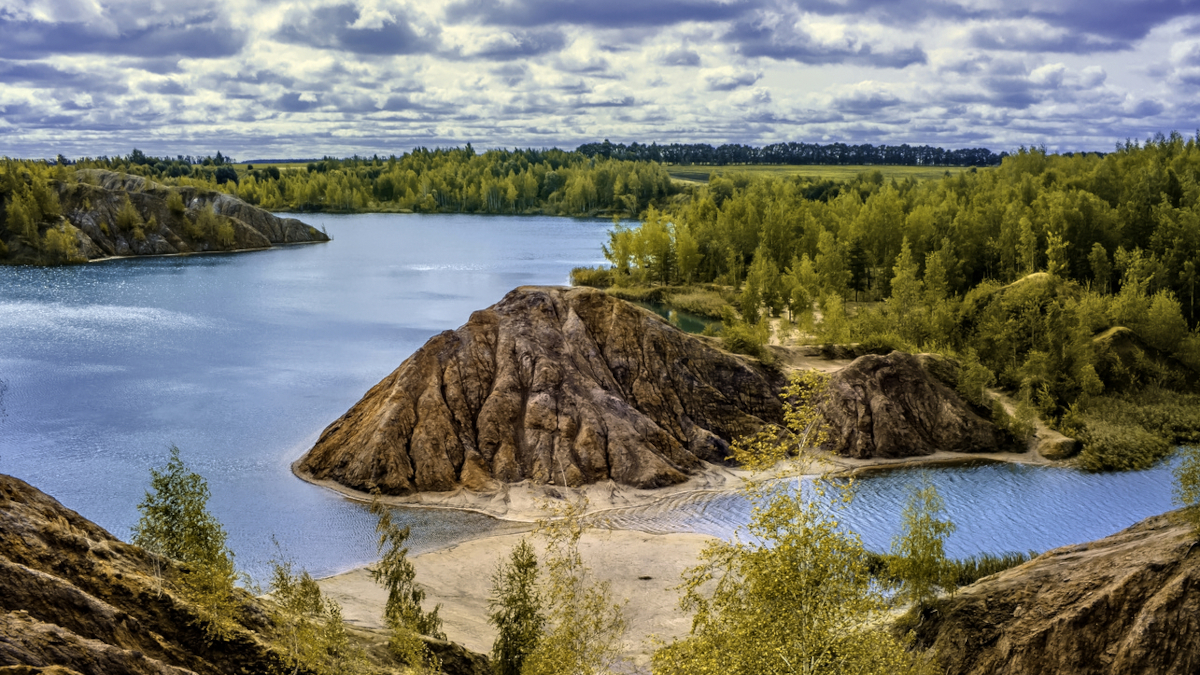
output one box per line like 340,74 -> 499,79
1174,445 -> 1200,534
489,539 -> 545,675
167,191 -> 186,214
570,266 -> 613,288
1078,418 -> 1171,472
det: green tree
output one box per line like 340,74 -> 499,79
369,495 -> 443,670
888,475 -> 956,608
269,552 -> 362,675
1089,243 -> 1112,293
1174,445 -> 1200,535
488,539 -> 545,675
653,373 -> 933,675
521,500 -> 627,675
131,446 -> 239,638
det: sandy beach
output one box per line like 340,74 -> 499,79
319,528 -> 715,669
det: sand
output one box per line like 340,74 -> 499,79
319,529 -> 715,669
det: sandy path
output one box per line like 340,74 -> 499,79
319,529 -> 714,669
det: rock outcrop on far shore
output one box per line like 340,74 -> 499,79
296,286 -> 787,495
1,170 -> 327,265
820,351 -> 1008,458
914,512 -> 1200,675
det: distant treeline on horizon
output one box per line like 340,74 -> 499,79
574,140 -> 1007,167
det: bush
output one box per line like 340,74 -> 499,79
1174,445 -> 1200,534
665,289 -> 729,319
489,539 -> 545,675
570,266 -> 613,288
1078,418 -> 1172,472
167,191 -> 186,214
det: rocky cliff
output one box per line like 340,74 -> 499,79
296,286 -> 787,495
0,472 -> 285,675
819,351 -> 1008,459
0,473 -> 489,675
913,512 -> 1200,675
2,170 -> 327,264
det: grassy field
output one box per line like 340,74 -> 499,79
665,164 -> 982,184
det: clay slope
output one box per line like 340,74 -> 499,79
0,473 -> 286,675
296,286 -> 786,495
820,351 -> 1007,458
2,170 -> 327,264
915,512 -> 1200,675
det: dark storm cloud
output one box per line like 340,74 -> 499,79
1027,0 -> 1200,43
969,25 -> 1124,53
276,4 -> 441,55
661,46 -> 702,66
727,19 -> 926,67
274,93 -> 321,112
466,29 -> 567,59
444,0 -> 749,28
0,12 -> 244,60
705,70 -> 760,90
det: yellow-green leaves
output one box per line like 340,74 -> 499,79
888,475 -> 957,607
1174,445 -> 1200,535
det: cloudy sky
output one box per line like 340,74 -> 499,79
1,0 -> 1198,159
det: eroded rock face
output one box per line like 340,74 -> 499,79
820,351 -> 1006,458
296,286 -> 786,495
0,473 -> 286,675
915,512 -> 1200,675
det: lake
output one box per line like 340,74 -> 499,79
0,212 -> 1183,581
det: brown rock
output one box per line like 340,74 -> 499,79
820,351 -> 1006,458
914,512 -> 1200,675
296,286 -> 785,495
1036,431 -> 1078,460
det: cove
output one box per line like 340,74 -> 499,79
0,212 -> 1183,582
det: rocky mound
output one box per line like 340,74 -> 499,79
1093,326 -> 1199,391
914,512 -> 1200,674
2,170 -> 327,264
296,286 -> 786,495
820,351 -> 1007,458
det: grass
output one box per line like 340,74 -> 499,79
665,164 -> 981,184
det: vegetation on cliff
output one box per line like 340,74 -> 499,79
0,161 -> 328,265
576,134 -> 1200,470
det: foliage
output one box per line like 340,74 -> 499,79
1069,390 -> 1200,471
131,446 -> 240,639
719,307 -> 770,361
369,495 -> 443,671
1174,445 -> 1200,534
269,552 -> 363,675
488,538 -> 545,675
888,475 -> 956,607
521,499 -> 627,675
167,190 -> 186,214
652,478 -> 935,675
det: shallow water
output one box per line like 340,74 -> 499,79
0,212 -> 1185,581
600,458 -> 1183,558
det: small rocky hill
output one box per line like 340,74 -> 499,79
1,170 -> 327,264
820,351 -> 1009,458
914,512 -> 1200,674
296,286 -> 788,495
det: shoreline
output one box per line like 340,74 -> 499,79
84,238 -> 328,264
294,445 -> 1068,524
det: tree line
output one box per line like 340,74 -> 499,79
576,140 -> 1005,167
57,147 -> 677,217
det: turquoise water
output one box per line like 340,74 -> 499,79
0,212 -> 1183,580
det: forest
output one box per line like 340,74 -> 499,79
55,147 -> 678,217
575,132 -> 1200,472
575,140 -> 1004,167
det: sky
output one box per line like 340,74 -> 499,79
1,0 -> 1199,159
